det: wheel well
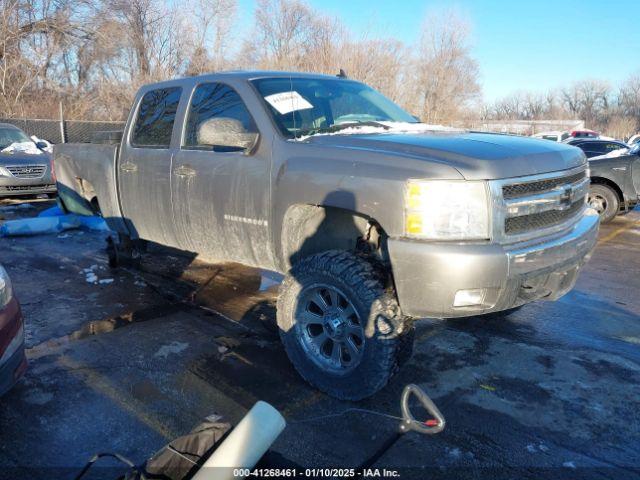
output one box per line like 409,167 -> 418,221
280,204 -> 388,270
590,177 -> 623,203
74,177 -> 100,214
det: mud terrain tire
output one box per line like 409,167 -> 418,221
277,250 -> 414,400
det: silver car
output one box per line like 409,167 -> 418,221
0,123 -> 56,197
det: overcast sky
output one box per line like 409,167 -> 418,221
236,0 -> 640,101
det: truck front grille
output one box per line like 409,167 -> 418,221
502,171 -> 586,199
492,166 -> 589,242
6,165 -> 46,178
504,200 -> 584,235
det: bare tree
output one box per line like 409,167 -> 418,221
606,115 -> 637,141
407,9 -> 480,123
560,79 -> 611,128
183,0 -> 237,75
242,0 -> 344,73
339,36 -> 405,103
618,72 -> 640,122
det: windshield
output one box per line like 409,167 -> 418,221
0,127 -> 31,149
251,77 -> 417,138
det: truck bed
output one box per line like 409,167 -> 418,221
54,143 -> 127,234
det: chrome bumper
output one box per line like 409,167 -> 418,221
388,209 -> 600,318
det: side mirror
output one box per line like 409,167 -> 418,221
35,141 -> 49,150
197,118 -> 259,153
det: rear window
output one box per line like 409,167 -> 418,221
131,87 -> 182,148
578,141 -> 625,158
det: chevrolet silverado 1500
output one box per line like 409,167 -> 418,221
54,71 -> 599,399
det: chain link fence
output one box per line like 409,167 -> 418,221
0,117 -> 125,144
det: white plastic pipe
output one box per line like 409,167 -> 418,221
193,401 -> 286,480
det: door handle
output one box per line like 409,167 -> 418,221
120,162 -> 138,173
173,165 -> 197,177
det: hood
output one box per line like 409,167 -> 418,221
0,150 -> 50,166
305,131 -> 586,180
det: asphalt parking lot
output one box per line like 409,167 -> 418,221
1,198 -> 639,480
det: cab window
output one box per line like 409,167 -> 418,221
131,87 -> 182,148
183,82 -> 257,152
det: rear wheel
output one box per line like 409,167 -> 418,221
277,250 -> 414,400
589,184 -> 619,223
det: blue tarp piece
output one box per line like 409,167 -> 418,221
38,206 -> 65,217
0,213 -> 110,237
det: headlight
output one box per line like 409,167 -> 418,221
0,166 -> 11,177
405,180 -> 490,240
0,265 -> 13,308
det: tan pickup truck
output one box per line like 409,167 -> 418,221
54,71 -> 599,399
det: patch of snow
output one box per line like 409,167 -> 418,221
526,443 -> 550,453
83,265 -> 99,284
154,341 -> 189,358
590,148 -> 629,160
98,278 -> 114,285
295,121 -> 461,140
562,461 -> 576,469
134,280 -> 147,287
1,141 -> 43,155
30,135 -> 53,153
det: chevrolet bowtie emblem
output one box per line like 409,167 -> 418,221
559,186 -> 573,209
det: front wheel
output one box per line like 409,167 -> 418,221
277,250 -> 414,400
588,184 -> 619,223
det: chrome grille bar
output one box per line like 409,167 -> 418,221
6,165 -> 46,179
489,166 -> 589,244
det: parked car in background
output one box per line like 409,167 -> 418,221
0,123 -> 56,197
587,143 -> 640,222
569,129 -> 599,139
54,71 -> 599,399
532,131 -> 570,142
0,265 -> 26,396
564,138 -> 629,158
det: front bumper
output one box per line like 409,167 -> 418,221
388,209 -> 600,318
0,175 -> 56,197
0,297 -> 27,396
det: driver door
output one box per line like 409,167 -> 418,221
170,82 -> 271,266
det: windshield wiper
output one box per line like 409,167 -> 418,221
297,121 -> 390,138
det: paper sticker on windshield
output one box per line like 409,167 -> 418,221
264,91 -> 313,115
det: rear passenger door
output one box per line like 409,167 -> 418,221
171,82 -> 271,266
118,86 -> 183,247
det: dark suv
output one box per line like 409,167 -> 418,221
564,138 -> 629,158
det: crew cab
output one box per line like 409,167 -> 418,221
588,143 -> 640,222
54,71 -> 599,399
